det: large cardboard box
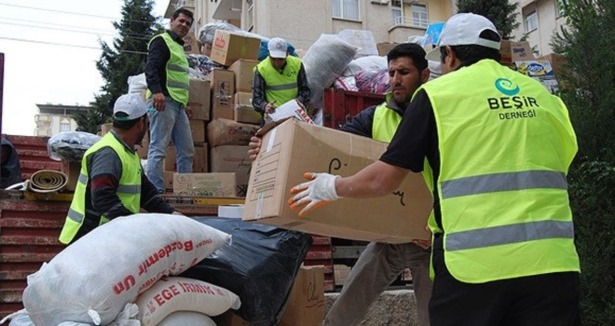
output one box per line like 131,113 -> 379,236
537,53 -> 566,77
100,123 -> 113,136
208,69 -> 235,120
234,106 -> 261,125
279,266 -> 325,326
233,92 -> 261,125
182,31 -> 200,55
243,119 -> 433,243
234,92 -> 253,107
189,79 -> 211,121
207,118 -> 260,147
165,145 -> 208,172
190,120 -> 206,144
163,171 -> 174,191
164,146 -> 176,171
62,161 -> 81,192
514,60 -> 560,93
135,131 -> 149,159
228,59 -> 259,93
209,145 -> 251,197
173,172 -> 237,197
500,40 -> 534,64
210,30 -> 261,66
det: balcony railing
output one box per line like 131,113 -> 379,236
391,16 -> 429,29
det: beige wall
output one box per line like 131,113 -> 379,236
189,0 -> 455,50
512,0 -> 567,56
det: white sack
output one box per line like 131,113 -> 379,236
157,311 -> 216,326
136,277 -> 240,326
23,213 -> 231,326
127,74 -> 147,95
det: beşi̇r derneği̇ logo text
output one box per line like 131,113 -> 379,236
488,78 -> 539,120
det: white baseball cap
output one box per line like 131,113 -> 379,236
426,13 -> 501,61
113,94 -> 147,121
268,37 -> 288,59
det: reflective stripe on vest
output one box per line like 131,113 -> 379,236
422,59 -> 579,283
441,170 -> 567,199
146,32 -> 190,105
59,132 -> 142,244
256,56 -> 301,106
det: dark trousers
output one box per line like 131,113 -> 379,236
429,243 -> 581,326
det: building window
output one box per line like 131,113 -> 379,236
525,10 -> 538,32
246,0 -> 254,31
60,118 -> 71,132
411,4 -> 428,28
332,0 -> 359,21
391,0 -> 403,25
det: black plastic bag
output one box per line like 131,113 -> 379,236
181,217 -> 313,326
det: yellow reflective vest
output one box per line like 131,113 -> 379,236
146,32 -> 190,106
59,132 -> 142,244
420,59 -> 580,283
255,56 -> 302,106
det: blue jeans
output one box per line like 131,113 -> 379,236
146,97 -> 194,193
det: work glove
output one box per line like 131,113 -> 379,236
289,172 -> 341,217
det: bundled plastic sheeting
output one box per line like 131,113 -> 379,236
337,29 -> 378,58
342,55 -> 388,77
22,214 -> 231,326
181,217 -> 313,326
303,34 -> 357,116
158,311 -> 216,326
355,68 -> 390,94
47,131 -> 101,162
135,277 -> 240,325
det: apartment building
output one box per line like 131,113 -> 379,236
166,0 -> 456,51
34,104 -> 90,137
512,0 -> 567,56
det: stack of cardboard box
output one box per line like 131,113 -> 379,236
499,40 -> 562,93
96,30 -> 264,198
173,29 -> 262,197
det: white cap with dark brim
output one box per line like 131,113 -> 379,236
426,13 -> 501,61
113,94 -> 148,121
268,37 -> 288,59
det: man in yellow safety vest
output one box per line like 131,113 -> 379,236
290,13 -> 580,325
252,37 -> 311,124
59,94 -> 181,245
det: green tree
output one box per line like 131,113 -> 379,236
456,0 -> 519,39
74,0 -> 162,133
552,1 -> 615,325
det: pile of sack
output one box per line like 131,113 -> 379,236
1,214 -> 313,326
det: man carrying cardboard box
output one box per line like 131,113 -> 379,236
289,13 -> 581,325
58,94 -> 182,245
252,37 -> 311,125
248,43 -> 433,326
144,8 -> 195,193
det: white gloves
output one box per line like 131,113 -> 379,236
289,172 -> 341,217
